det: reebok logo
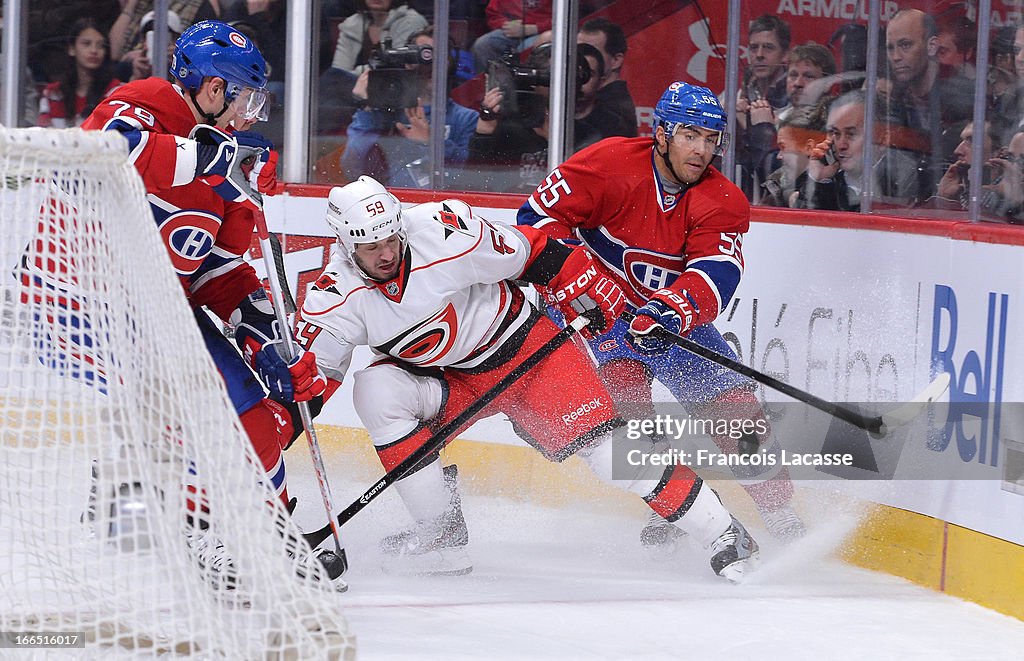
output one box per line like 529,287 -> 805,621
561,397 -> 605,425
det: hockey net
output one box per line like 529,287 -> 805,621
0,128 -> 354,658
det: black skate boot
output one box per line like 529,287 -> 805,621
709,516 -> 760,582
380,464 -> 472,576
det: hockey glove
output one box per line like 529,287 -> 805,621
626,289 -> 697,355
231,130 -> 279,194
192,125 -> 263,211
546,248 -> 626,338
231,289 -> 327,402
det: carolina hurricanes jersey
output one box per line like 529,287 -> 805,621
297,200 -> 536,381
517,137 -> 749,328
79,78 -> 259,320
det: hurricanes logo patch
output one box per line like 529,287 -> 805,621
434,203 -> 472,238
377,303 -> 459,365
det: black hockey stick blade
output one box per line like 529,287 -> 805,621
302,315 -> 590,549
621,311 -> 948,437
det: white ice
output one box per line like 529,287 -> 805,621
288,451 -> 1024,661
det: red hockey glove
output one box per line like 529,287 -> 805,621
254,344 -> 327,402
626,289 -> 697,355
546,248 -> 626,338
192,125 -> 263,211
232,130 -> 279,194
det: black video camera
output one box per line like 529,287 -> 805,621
367,41 -> 434,113
485,49 -> 593,124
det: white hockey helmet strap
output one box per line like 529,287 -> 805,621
325,176 -> 404,254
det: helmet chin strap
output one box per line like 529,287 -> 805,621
190,89 -> 232,126
657,138 -> 686,187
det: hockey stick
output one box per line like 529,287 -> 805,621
252,204 -> 348,574
266,232 -> 297,314
301,314 -> 591,549
621,311 -> 950,438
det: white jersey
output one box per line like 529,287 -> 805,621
298,200 -> 535,380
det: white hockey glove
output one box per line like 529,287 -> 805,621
230,289 -> 327,402
191,125 -> 264,211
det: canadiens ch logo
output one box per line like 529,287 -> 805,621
158,210 -> 221,275
621,248 -> 684,297
377,303 -> 459,365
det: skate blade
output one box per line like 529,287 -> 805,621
718,550 -> 762,584
381,547 -> 473,577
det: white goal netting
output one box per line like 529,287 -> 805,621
0,128 -> 354,658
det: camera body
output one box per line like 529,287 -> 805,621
367,41 -> 433,113
484,49 -> 592,126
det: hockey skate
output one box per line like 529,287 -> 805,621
380,464 -> 472,576
760,504 -> 806,541
185,527 -> 238,591
639,510 -> 686,556
709,516 -> 760,582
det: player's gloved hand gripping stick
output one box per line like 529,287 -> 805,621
251,202 -> 348,575
302,314 -> 593,549
622,309 -> 951,438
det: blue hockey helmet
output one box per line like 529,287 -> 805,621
654,81 -> 727,137
171,20 -> 269,119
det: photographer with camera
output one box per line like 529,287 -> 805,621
468,43 -> 609,193
340,27 -> 478,188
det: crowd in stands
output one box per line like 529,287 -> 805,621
12,1 -> 1024,224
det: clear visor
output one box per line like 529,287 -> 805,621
672,124 -> 730,156
229,86 -> 270,122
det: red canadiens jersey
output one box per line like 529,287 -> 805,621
518,137 -> 750,328
296,200 -> 536,380
79,78 -> 259,320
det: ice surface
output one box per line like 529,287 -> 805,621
287,450 -> 1024,661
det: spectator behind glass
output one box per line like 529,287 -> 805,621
878,8 -> 973,194
331,0 -> 428,76
934,119 -> 1007,211
743,42 -> 837,203
984,129 -> 1024,223
472,0 -> 553,74
117,10 -> 185,82
577,16 -> 637,138
988,25 -> 1018,133
110,1 -> 220,62
935,8 -> 976,81
797,90 -> 924,211
38,19 -> 122,128
340,27 -> 478,188
762,102 -> 828,208
734,15 -> 791,199
468,43 -> 606,193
